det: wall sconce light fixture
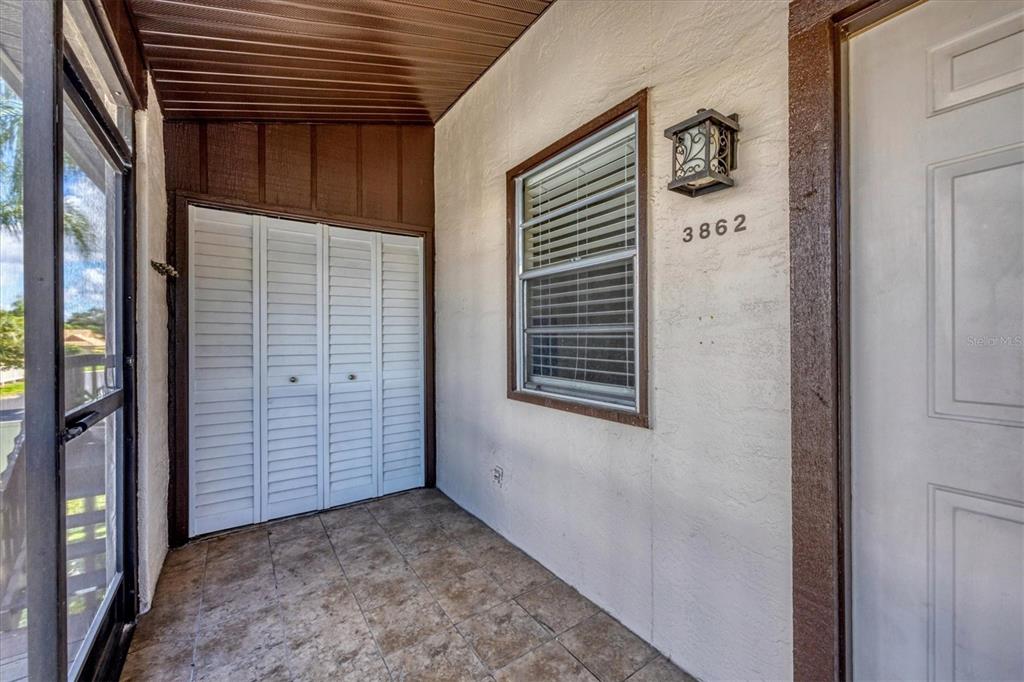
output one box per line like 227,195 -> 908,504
664,109 -> 740,197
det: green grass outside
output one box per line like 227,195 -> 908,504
0,379 -> 24,397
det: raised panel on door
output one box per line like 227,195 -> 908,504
379,234 -> 425,494
188,206 -> 260,536
324,227 -> 379,506
260,216 -> 323,520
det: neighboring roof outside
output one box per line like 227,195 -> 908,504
127,0 -> 554,124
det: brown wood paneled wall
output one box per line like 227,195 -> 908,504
163,121 -> 434,231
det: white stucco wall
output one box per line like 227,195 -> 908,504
433,2 -> 792,679
134,76 -> 169,611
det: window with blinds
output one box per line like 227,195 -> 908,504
513,110 -> 642,414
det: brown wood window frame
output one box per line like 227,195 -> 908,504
505,90 -> 649,429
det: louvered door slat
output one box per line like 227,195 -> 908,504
379,234 -> 424,494
261,217 -> 323,519
324,227 -> 379,506
188,206 -> 260,536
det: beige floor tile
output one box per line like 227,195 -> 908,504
399,488 -> 449,508
267,513 -> 325,546
329,516 -> 389,548
430,568 -> 509,622
627,656 -> 698,682
194,643 -> 289,681
120,637 -> 195,682
275,564 -> 345,600
270,528 -> 332,558
365,491 -> 414,512
515,578 -> 598,635
457,601 -> 551,670
408,543 -> 479,586
337,536 -> 404,576
194,603 -> 285,679
287,637 -> 390,682
348,560 -> 424,611
371,502 -> 436,532
161,542 -> 207,574
278,584 -> 383,681
483,546 -> 555,597
493,640 -> 597,682
279,577 -> 359,618
203,552 -> 273,592
390,519 -> 453,557
130,598 -> 199,652
150,563 -> 204,608
278,580 -> 367,649
415,497 -> 462,522
319,504 -> 376,531
365,492 -> 421,518
456,523 -> 509,555
202,554 -> 272,592
203,527 -> 270,565
272,535 -> 345,594
363,588 -> 452,655
126,496 -> 679,682
558,612 -> 657,682
328,519 -> 391,554
134,602 -> 198,654
433,507 -> 484,534
386,627 -> 490,682
200,570 -> 277,626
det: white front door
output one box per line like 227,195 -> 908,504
850,2 -> 1024,680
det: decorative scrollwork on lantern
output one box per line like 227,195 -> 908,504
675,127 -> 707,177
664,109 -> 740,197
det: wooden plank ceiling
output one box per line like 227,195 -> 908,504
127,0 -> 552,124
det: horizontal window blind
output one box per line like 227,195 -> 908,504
516,113 -> 639,410
523,123 -> 636,222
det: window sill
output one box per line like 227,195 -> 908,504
507,389 -> 650,428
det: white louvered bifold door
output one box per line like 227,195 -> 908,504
260,217 -> 324,520
188,206 -> 260,536
379,234 -> 425,495
324,227 -> 379,506
189,209 -> 422,534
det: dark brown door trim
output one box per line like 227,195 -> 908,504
788,0 -> 921,679
166,192 -> 437,546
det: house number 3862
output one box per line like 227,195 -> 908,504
682,214 -> 747,243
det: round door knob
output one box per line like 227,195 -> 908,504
347,373 -> 357,380
288,376 -> 298,383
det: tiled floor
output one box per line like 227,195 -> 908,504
121,489 -> 696,681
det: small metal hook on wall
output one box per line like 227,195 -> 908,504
150,260 -> 179,279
